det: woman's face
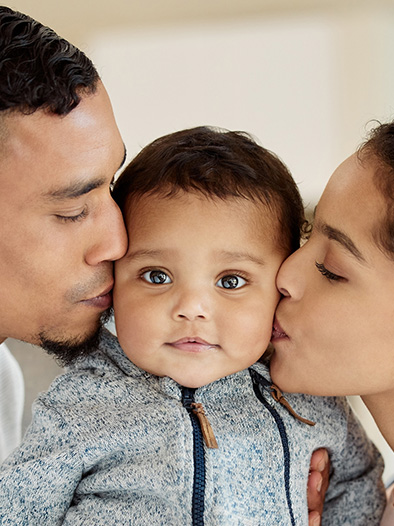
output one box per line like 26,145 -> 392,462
270,153 -> 394,396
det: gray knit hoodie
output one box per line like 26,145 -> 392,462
0,329 -> 385,525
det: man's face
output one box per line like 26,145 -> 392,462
114,192 -> 285,388
0,82 -> 127,346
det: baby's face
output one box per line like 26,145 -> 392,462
114,192 -> 286,388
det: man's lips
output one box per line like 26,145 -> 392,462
271,318 -> 288,341
169,337 -> 219,353
80,283 -> 114,309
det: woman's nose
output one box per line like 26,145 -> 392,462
276,248 -> 305,300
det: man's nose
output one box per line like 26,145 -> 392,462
85,197 -> 127,266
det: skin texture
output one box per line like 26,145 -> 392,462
0,82 -> 127,346
271,152 -> 394,400
114,192 -> 286,388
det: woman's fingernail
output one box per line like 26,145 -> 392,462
317,450 -> 329,472
316,477 -> 322,493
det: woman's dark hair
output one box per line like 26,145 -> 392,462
113,126 -> 305,255
358,121 -> 394,258
0,6 -> 99,115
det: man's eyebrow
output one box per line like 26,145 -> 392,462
45,177 -> 108,201
46,145 -> 128,201
316,222 -> 365,262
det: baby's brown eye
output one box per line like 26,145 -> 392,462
216,275 -> 246,289
222,276 -> 239,289
142,270 -> 171,284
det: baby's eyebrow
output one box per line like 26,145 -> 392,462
124,249 -> 266,266
124,249 -> 166,261
217,250 -> 266,266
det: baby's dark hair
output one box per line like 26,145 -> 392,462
112,126 -> 305,254
0,6 -> 99,115
358,121 -> 394,258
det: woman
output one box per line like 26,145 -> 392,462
270,121 -> 394,525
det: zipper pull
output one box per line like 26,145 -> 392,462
270,384 -> 315,427
191,403 -> 219,449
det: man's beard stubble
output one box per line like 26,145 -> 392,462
39,308 -> 113,366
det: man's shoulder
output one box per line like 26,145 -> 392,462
38,329 -> 143,407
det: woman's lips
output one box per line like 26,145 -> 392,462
271,318 -> 289,341
169,337 -> 218,353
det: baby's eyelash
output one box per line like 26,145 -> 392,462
315,261 -> 341,281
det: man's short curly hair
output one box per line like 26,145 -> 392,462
0,6 -> 99,115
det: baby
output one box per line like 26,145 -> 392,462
0,127 -> 385,525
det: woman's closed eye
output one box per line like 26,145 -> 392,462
315,261 -> 343,282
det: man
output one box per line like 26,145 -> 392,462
0,5 -> 127,458
0,7 -> 327,523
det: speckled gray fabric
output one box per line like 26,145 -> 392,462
0,329 -> 385,525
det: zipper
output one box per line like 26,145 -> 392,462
249,368 -> 297,526
182,387 -> 206,526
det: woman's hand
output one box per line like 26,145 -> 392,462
308,448 -> 330,526
380,484 -> 394,525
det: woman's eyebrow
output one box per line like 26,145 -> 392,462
316,221 -> 365,262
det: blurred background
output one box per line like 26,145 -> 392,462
5,0 -> 394,482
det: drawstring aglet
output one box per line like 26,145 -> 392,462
270,384 -> 315,426
191,402 -> 219,449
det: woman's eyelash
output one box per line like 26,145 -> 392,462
315,261 -> 342,281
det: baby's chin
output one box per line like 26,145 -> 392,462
168,374 -> 220,389
168,369 -> 240,389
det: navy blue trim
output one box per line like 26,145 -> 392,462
182,387 -> 205,526
249,369 -> 296,526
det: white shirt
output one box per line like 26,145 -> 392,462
0,342 -> 24,461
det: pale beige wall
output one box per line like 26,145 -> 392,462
7,0 -> 394,205
89,5 -> 394,208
